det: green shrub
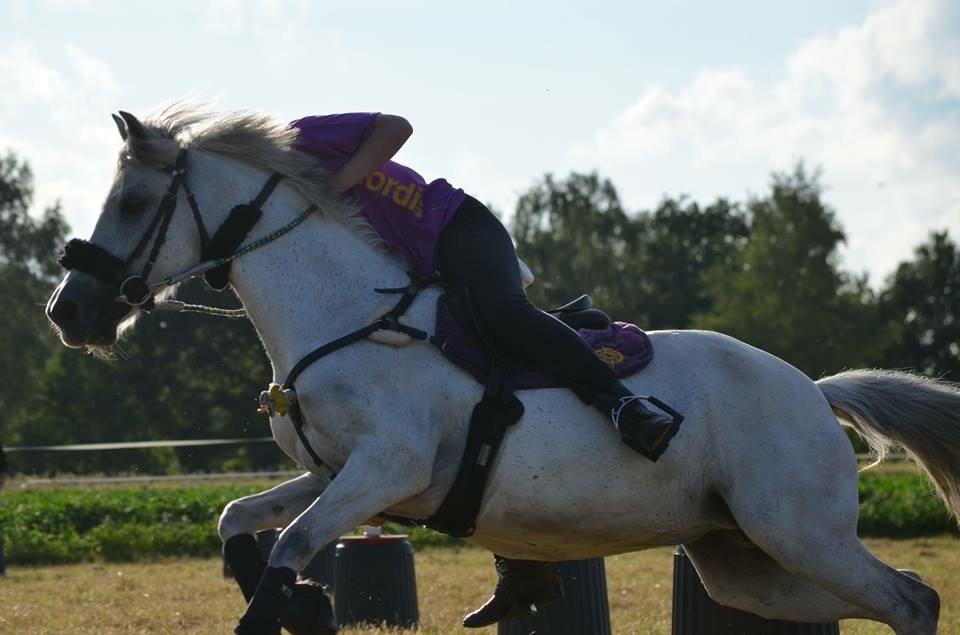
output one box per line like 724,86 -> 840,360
857,472 -> 956,537
0,474 -> 953,566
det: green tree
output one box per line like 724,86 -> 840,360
0,151 -> 288,474
0,152 -> 69,442
879,231 -> 959,380
631,197 -> 749,328
511,172 -> 634,312
511,172 -> 750,328
695,164 -> 890,377
26,280 -> 288,474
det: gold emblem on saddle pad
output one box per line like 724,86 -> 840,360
595,346 -> 626,367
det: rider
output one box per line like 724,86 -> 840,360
291,113 -> 680,627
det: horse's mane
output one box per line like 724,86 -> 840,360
122,103 -> 385,250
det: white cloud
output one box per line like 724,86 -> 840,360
0,45 -> 69,104
580,0 -> 960,283
0,44 -> 122,234
65,44 -> 120,95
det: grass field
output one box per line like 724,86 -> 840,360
1,536 -> 957,634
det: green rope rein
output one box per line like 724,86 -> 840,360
153,204 -> 318,318
212,204 -> 318,269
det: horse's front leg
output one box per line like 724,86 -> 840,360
235,443 -> 435,635
218,472 -> 329,602
220,472 -> 339,635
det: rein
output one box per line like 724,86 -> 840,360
58,149 -> 314,316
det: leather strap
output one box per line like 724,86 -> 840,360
280,275 -> 439,475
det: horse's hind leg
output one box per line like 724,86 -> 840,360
683,530 -> 873,622
724,451 -> 940,634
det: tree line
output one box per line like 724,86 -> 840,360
1,152 -> 956,474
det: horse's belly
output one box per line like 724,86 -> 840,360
465,388 -> 730,559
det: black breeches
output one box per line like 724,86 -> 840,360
437,195 -> 618,394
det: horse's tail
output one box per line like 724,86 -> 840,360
817,369 -> 960,521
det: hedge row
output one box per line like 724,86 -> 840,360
0,472 -> 954,565
0,483 -> 455,565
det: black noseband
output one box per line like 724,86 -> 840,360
58,238 -> 125,284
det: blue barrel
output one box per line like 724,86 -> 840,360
499,558 -> 612,635
333,534 -> 419,629
672,547 -> 840,634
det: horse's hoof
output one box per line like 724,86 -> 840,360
280,580 -> 337,635
234,613 -> 281,635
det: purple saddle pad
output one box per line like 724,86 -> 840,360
435,298 -> 654,390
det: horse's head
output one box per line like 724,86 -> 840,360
46,110 -> 208,352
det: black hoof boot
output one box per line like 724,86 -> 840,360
280,580 -> 337,635
235,613 -> 281,635
235,566 -> 295,635
615,398 -> 682,461
462,556 -> 563,628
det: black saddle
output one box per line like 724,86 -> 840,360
546,294 -> 612,331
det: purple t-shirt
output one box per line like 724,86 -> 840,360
291,113 -> 466,277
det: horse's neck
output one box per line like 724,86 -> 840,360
190,153 -> 409,376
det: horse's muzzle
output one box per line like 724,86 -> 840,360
46,273 -> 128,347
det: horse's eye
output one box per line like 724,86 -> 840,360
120,198 -> 146,215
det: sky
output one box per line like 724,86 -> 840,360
1,0 -> 957,285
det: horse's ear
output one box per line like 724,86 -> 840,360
117,111 -> 148,140
111,113 -> 128,141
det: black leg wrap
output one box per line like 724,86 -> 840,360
224,534 -> 265,602
235,566 -> 296,635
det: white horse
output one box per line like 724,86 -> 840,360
46,107 -> 960,635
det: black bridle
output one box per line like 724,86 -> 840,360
59,149 -> 283,312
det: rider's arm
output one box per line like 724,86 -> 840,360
331,114 -> 413,193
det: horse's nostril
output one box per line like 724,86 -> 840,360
50,299 -> 78,324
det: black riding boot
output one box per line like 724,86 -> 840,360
462,555 -> 564,628
600,380 -> 682,461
